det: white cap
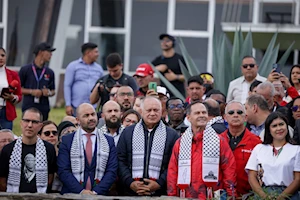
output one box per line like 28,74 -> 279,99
157,86 -> 170,98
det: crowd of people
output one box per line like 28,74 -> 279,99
0,33 -> 299,199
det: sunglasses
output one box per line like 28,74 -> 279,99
22,119 -> 40,125
168,104 -> 184,109
242,64 -> 255,69
227,110 -> 244,115
291,105 -> 300,112
43,131 -> 58,136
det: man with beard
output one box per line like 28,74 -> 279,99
100,100 -> 124,146
118,96 -> 179,196
57,103 -> 117,195
166,97 -> 188,135
152,33 -> 186,97
115,86 -> 135,113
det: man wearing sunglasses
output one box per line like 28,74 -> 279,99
220,101 -> 261,197
0,107 -> 56,193
227,56 -> 266,104
166,97 -> 188,135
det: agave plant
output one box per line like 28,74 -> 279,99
150,28 -> 295,98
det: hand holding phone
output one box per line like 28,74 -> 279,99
148,82 -> 157,92
272,63 -> 281,73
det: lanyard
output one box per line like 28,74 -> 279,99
32,65 -> 46,88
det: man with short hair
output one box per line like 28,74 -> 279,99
101,100 -> 124,146
62,115 -> 79,128
0,107 -> 56,193
186,75 -> 205,104
90,53 -> 137,106
152,33 -> 186,97
58,103 -> 117,195
220,101 -> 261,196
0,129 -> 14,152
207,90 -> 227,118
118,96 -> 179,196
115,86 -> 135,113
19,42 -> 56,120
203,98 -> 227,134
166,97 -> 188,135
64,43 -> 104,116
134,63 -> 155,96
167,101 -> 236,199
227,56 -> 266,104
255,81 -> 278,112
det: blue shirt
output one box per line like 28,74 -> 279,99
250,123 -> 265,136
64,58 -> 104,108
19,63 -> 55,112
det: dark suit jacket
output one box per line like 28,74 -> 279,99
57,132 -> 117,195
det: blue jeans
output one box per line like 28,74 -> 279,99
0,107 -> 13,130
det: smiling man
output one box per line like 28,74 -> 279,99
0,107 -> 56,193
58,103 -> 117,195
167,101 -> 236,199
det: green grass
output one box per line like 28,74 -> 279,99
13,108 -> 66,136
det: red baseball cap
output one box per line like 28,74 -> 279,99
133,63 -> 154,77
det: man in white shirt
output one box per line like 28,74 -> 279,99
227,56 -> 266,104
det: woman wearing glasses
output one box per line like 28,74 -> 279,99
38,121 -> 58,154
0,47 -> 22,130
246,112 -> 300,200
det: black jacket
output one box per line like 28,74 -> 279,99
293,119 -> 300,144
117,121 -> 179,196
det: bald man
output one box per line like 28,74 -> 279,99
118,96 -> 179,196
57,103 -> 117,195
101,100 -> 124,146
62,115 -> 79,128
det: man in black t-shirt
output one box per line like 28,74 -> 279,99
152,33 -> 187,97
90,53 -> 138,108
0,107 -> 56,193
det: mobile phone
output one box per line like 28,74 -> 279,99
272,63 -> 281,73
148,82 -> 157,92
0,88 -> 9,97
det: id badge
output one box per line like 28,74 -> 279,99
34,97 -> 40,103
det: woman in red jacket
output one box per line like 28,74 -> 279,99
0,47 -> 22,130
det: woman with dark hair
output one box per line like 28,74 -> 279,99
0,47 -> 22,130
38,120 -> 58,153
289,64 -> 300,93
246,112 -> 300,199
121,109 -> 141,127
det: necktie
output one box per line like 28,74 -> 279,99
85,133 -> 93,190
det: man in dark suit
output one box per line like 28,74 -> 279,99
57,103 -> 117,195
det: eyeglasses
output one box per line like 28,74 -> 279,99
168,104 -> 184,109
43,131 -> 58,136
118,92 -> 134,97
291,105 -> 300,112
22,119 -> 40,125
227,110 -> 244,115
242,64 -> 255,69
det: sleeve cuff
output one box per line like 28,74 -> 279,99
156,178 -> 165,188
125,177 -> 134,188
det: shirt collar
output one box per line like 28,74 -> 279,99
227,129 -> 245,140
242,74 -> 261,83
81,128 -> 97,135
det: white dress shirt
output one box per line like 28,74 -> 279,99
81,128 -> 97,154
226,74 -> 267,104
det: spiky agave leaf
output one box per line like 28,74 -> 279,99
179,59 -> 191,81
259,33 -> 278,75
277,41 -> 295,66
149,62 -> 185,101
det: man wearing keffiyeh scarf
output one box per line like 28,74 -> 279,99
167,101 -> 237,199
117,96 -> 179,196
0,107 -> 56,193
57,103 -> 117,195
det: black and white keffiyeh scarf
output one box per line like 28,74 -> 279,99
70,128 -> 109,187
99,124 -> 125,145
178,116 -> 222,187
7,137 -> 48,193
132,120 -> 167,180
